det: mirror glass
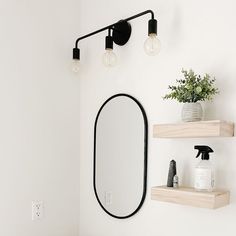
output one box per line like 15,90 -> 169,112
94,94 -> 148,219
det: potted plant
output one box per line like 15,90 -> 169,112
163,69 -> 219,122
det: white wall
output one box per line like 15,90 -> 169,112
78,0 -> 236,236
0,1 -> 81,235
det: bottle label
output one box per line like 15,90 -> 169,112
195,168 -> 213,190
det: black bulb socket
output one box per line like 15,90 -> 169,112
148,19 -> 157,35
105,35 -> 113,50
73,48 -> 80,60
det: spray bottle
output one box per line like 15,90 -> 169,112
194,145 -> 214,192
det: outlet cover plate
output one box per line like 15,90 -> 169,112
32,201 -> 44,220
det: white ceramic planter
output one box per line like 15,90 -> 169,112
181,102 -> 203,122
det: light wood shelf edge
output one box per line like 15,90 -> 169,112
153,120 -> 234,138
151,186 -> 230,209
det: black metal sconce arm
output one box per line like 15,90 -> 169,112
74,10 -> 155,48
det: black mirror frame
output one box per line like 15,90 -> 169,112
93,93 -> 148,219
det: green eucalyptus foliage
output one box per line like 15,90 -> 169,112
163,69 -> 219,103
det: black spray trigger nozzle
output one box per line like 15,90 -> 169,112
194,145 -> 214,160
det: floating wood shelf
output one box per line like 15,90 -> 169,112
153,120 -> 234,138
151,186 -> 230,209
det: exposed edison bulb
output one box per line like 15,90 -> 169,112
102,49 -> 117,67
72,59 -> 80,73
144,33 -> 161,56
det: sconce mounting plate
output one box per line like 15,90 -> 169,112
112,20 -> 131,46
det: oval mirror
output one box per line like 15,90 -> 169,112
94,94 -> 148,219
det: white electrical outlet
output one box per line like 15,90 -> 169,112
32,201 -> 44,220
105,191 -> 112,205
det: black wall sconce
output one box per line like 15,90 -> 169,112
72,10 -> 160,72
